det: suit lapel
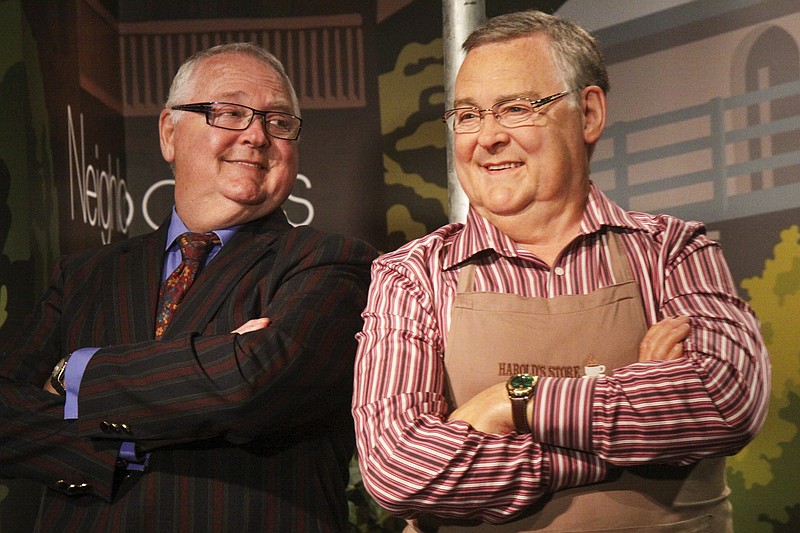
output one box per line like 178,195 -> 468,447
102,224 -> 167,343
159,211 -> 290,341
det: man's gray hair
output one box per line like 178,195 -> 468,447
165,42 -> 300,119
463,10 -> 609,100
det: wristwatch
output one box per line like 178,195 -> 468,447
50,357 -> 69,396
506,373 -> 538,434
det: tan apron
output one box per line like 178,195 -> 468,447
415,231 -> 731,533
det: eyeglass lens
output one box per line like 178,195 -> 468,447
206,103 -> 301,139
446,91 -> 571,133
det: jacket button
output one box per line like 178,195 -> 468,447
66,482 -> 91,494
54,480 -> 91,495
100,421 -> 112,433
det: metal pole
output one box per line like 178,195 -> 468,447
442,0 -> 486,224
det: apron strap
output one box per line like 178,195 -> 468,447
605,229 -> 635,284
456,262 -> 478,294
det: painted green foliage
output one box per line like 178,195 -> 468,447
728,225 -> 800,532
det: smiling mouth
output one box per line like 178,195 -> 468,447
485,162 -> 523,171
228,160 -> 266,170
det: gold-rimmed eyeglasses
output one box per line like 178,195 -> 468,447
442,89 -> 576,134
170,101 -> 302,140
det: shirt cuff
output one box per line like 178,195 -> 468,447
64,347 -> 99,420
532,376 -> 596,451
119,442 -> 150,472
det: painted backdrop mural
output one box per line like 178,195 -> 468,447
1,1 -> 798,531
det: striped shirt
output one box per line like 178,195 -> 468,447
352,184 -> 770,523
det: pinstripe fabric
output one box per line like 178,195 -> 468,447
352,184 -> 770,523
0,210 -> 377,532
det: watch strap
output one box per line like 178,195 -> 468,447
507,373 -> 537,434
510,396 -> 531,434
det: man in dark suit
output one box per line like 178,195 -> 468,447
0,42 -> 377,531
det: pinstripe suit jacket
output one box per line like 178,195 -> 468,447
0,210 -> 377,532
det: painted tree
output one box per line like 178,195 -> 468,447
729,225 -> 800,532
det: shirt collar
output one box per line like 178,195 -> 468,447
442,182 -> 647,270
580,182 -> 648,234
164,207 -> 241,250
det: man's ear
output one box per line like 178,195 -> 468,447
159,109 -> 176,163
582,85 -> 606,146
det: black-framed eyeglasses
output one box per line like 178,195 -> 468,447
170,101 -> 302,140
443,89 -> 577,134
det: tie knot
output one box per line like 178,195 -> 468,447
177,232 -> 220,262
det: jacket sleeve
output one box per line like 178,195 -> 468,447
0,252 -> 133,500
73,230 -> 377,446
535,221 -> 770,465
0,377 -> 120,501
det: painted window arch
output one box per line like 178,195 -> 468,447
745,25 -> 800,189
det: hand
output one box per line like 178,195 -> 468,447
638,316 -> 690,362
43,379 -> 59,395
447,381 -> 513,435
43,357 -> 67,396
232,317 -> 271,335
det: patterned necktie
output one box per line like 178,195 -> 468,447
154,232 -> 220,339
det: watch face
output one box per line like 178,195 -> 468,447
510,373 -> 534,389
507,373 -> 536,397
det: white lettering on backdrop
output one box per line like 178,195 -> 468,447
68,105 -> 316,243
67,105 -> 134,244
141,174 -> 314,229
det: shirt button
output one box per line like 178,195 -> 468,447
554,266 -> 565,276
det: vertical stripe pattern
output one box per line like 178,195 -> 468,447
0,211 -> 377,532
352,184 -> 769,523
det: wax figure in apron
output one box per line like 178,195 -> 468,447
425,230 -> 731,533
